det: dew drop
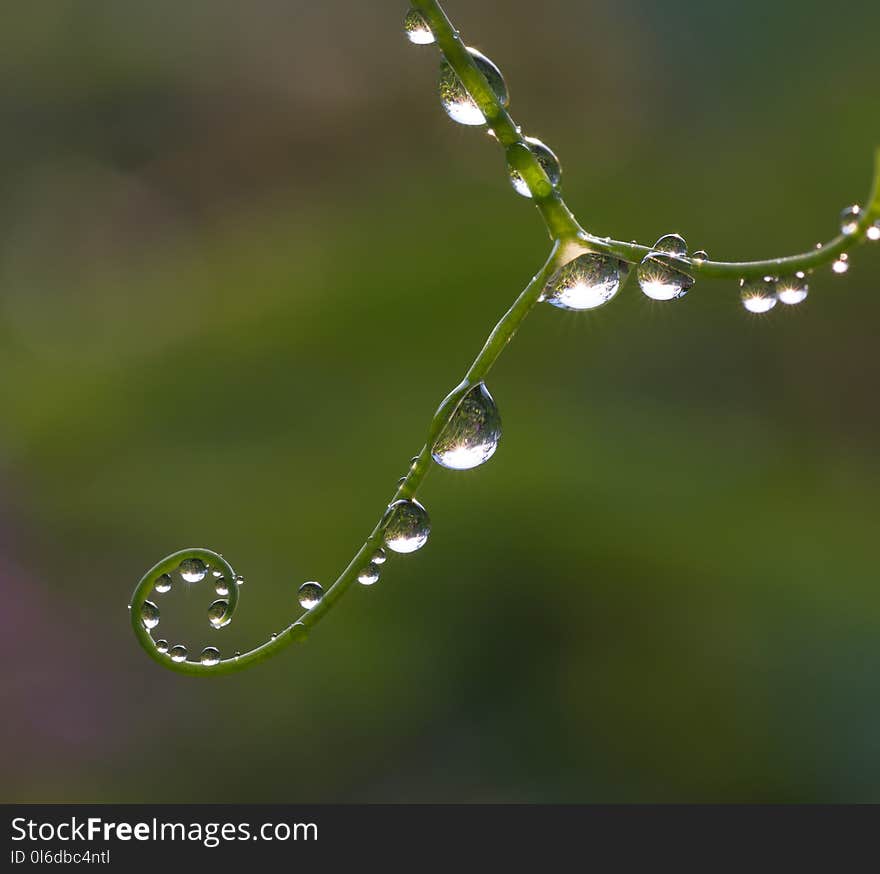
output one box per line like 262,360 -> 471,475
200,646 -> 221,666
867,221 -> 880,242
270,633 -> 278,642
215,578 -> 230,596
840,204 -> 862,236
234,651 -> 241,660
832,253 -> 849,274
207,599 -> 231,629
543,253 -> 623,311
509,137 -> 561,198
432,382 -> 502,470
179,557 -> 207,583
439,48 -> 509,126
155,639 -> 169,654
637,235 -> 694,301
140,600 -> 160,630
404,8 -> 434,44
358,563 -> 380,586
692,249 -> 709,262
371,547 -> 387,565
154,574 -> 172,594
169,644 -> 188,663
235,575 -> 245,586
383,499 -> 431,554
297,581 -> 324,610
739,277 -> 777,314
776,273 -> 809,305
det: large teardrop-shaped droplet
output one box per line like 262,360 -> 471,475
179,557 -> 207,583
637,234 -> 694,301
543,253 -> 623,311
200,647 -> 221,667
169,644 -> 188,663
439,48 -> 509,126
776,273 -> 809,305
404,8 -> 434,44
432,382 -> 501,470
739,277 -> 778,313
207,599 -> 231,629
297,581 -> 324,610
140,600 -> 160,630
509,137 -> 561,198
383,499 -> 431,554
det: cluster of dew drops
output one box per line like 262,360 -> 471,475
137,557 -> 242,666
403,7 -> 879,315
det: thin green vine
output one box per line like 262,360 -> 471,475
129,0 -> 880,675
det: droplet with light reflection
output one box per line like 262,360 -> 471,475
740,277 -> 778,314
439,48 -> 509,126
509,137 -> 561,198
297,582 -> 324,610
383,499 -> 431,554
637,234 -> 694,301
776,273 -> 809,305
432,382 -> 501,470
404,8 -> 435,44
543,253 -> 624,311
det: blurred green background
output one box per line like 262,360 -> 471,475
2,0 -> 879,802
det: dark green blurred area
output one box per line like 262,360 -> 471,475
2,0 -> 879,802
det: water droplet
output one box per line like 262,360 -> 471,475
439,48 -> 509,126
234,650 -> 241,660
358,563 -> 380,586
543,253 -> 623,311
383,499 -> 430,553
140,600 -> 160,630
212,569 -> 223,578
692,249 -> 709,262
637,235 -> 694,301
154,574 -> 172,594
840,204 -> 861,236
432,382 -> 502,470
235,575 -> 245,586
509,137 -> 561,198
215,578 -> 230,596
207,599 -> 231,629
155,639 -> 169,654
297,581 -> 324,610
179,557 -> 207,583
404,8 -> 434,44
270,632 -> 278,641
169,644 -> 188,663
200,647 -> 221,666
832,253 -> 850,274
867,221 -> 880,242
739,277 -> 777,314
776,273 -> 809,305
371,547 -> 387,565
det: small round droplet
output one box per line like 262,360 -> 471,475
155,639 -> 169,654
154,574 -> 172,594
509,137 -> 562,198
832,253 -> 850,274
404,8 -> 434,44
235,575 -> 245,586
740,277 -> 777,314
439,48 -> 509,126
140,600 -> 160,630
432,382 -> 502,470
637,235 -> 694,301
776,273 -> 809,305
357,563 -> 380,586
179,557 -> 207,583
543,253 -> 623,311
200,646 -> 221,666
297,581 -> 324,610
270,632 -> 278,642
169,644 -> 188,663
840,204 -> 861,236
371,547 -> 387,565
383,499 -> 431,554
207,599 -> 231,629
234,650 -> 241,660
692,250 -> 709,262
215,578 -> 230,596
867,221 -> 880,242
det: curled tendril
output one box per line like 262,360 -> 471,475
131,0 -> 879,676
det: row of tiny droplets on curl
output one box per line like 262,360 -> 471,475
405,8 -> 879,316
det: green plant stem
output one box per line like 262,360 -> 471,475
130,0 -> 880,676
